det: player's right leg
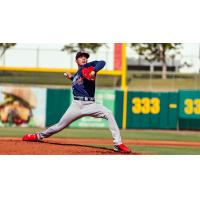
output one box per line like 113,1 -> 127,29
22,101 -> 82,141
81,101 -> 131,153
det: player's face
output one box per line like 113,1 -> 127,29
76,56 -> 88,66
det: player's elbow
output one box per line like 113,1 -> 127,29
94,60 -> 106,72
99,60 -> 106,68
99,60 -> 106,69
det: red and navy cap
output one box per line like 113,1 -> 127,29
75,51 -> 90,60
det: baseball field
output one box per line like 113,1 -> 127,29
1,127 -> 200,155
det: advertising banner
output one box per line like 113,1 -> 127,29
0,86 -> 46,127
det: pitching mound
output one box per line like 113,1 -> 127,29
0,137 -> 139,155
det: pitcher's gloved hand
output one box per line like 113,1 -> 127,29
82,66 -> 96,81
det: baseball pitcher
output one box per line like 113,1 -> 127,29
22,51 -> 131,153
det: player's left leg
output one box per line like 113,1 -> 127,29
81,101 -> 131,153
22,100 -> 83,141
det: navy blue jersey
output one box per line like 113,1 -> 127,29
71,60 -> 105,97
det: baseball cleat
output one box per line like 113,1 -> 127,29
114,144 -> 132,153
22,133 -> 41,142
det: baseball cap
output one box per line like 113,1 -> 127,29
75,51 -> 90,60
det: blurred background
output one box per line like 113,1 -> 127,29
0,43 -> 200,90
0,43 -> 200,130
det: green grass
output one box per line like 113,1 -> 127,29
0,71 -> 120,87
131,145 -> 200,155
1,127 -> 200,142
1,70 -> 200,90
128,78 -> 200,91
88,144 -> 200,155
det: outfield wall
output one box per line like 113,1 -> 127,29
45,89 -> 200,130
0,85 -> 200,130
178,90 -> 200,130
126,91 -> 178,129
126,90 -> 200,130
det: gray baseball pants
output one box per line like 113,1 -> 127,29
39,100 -> 122,145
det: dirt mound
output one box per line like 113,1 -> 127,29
0,137 -> 139,155
1,137 -> 200,155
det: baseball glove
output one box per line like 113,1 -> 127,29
81,66 -> 96,80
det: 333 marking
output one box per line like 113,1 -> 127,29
184,98 -> 200,115
132,97 -> 160,114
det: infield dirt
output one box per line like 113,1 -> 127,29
1,137 -> 200,155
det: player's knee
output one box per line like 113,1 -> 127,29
108,109 -> 113,115
105,109 -> 113,119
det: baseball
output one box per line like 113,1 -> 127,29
64,72 -> 68,77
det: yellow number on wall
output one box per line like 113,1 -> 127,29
132,98 -> 141,114
141,98 -> 150,114
151,98 -> 160,114
132,97 -> 160,114
184,99 -> 193,115
194,99 -> 200,114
